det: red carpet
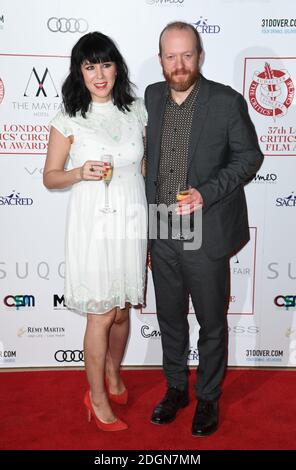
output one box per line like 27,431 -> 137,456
1,369 -> 295,450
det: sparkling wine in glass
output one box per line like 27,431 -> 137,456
174,183 -> 191,240
100,154 -> 116,213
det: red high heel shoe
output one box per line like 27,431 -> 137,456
105,379 -> 128,405
108,387 -> 128,405
83,391 -> 128,431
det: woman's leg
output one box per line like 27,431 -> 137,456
84,309 -> 117,423
105,304 -> 130,394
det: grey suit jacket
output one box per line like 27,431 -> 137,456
144,75 -> 264,259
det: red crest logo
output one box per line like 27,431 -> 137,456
248,63 -> 294,120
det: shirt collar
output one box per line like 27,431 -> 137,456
167,77 -> 201,109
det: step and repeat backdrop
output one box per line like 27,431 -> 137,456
1,0 -> 296,368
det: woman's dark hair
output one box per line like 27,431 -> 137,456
62,32 -> 135,117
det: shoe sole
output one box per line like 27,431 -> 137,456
192,426 -> 218,437
150,399 -> 189,425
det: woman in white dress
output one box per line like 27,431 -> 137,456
43,32 -> 147,431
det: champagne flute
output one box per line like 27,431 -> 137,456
176,183 -> 191,202
174,183 -> 191,240
100,154 -> 116,213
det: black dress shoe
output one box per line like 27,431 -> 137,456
191,400 -> 218,437
151,387 -> 189,425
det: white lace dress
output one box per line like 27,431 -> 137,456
50,99 -> 147,314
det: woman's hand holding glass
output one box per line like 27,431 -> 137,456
100,154 -> 116,213
80,160 -> 107,181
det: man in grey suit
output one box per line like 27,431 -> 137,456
145,21 -> 263,436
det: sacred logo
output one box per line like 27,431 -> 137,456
248,63 -> 294,119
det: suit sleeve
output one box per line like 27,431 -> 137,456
197,93 -> 264,210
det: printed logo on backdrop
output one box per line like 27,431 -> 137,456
142,228 -> 257,315
53,294 -> 67,310
275,191 -> 296,207
17,326 -> 65,338
286,327 -> 295,338
141,325 -> 161,339
0,54 -> 69,155
0,77 -> 4,104
0,14 -> 4,31
3,294 -> 35,309
192,17 -> 221,34
274,295 -> 296,310
47,17 -> 88,33
243,58 -> 296,156
145,0 -> 184,6
245,348 -> 284,363
55,350 -> 84,363
267,261 -> 296,280
0,348 -> 16,364
190,227 -> 257,315
24,68 -> 59,98
252,172 -> 278,183
261,18 -> 296,35
188,347 -> 198,361
0,260 -> 65,281
228,325 -> 260,336
0,190 -> 33,206
24,166 -> 44,178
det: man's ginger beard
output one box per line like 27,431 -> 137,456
162,66 -> 199,92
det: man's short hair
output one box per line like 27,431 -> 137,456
159,21 -> 203,55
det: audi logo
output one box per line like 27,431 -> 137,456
55,349 -> 84,362
47,17 -> 89,33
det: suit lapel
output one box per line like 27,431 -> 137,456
188,76 -> 210,168
150,87 -> 167,177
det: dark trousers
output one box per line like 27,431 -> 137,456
150,237 -> 230,401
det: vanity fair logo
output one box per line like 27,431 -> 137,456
249,62 -> 294,119
47,17 -> 88,33
0,78 -> 4,104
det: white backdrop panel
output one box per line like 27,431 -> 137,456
1,0 -> 296,368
